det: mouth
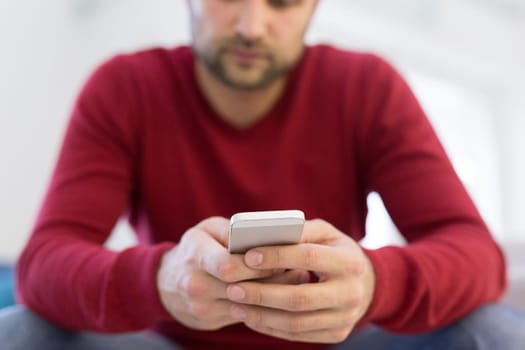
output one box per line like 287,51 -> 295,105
228,47 -> 269,65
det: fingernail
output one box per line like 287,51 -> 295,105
246,251 -> 263,266
230,304 -> 246,320
228,285 -> 246,301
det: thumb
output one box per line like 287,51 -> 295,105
196,216 -> 230,247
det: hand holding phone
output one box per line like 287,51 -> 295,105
228,210 -> 305,254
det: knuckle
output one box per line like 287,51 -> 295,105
204,216 -> 220,223
341,309 -> 358,328
189,301 -> 210,318
340,292 -> 354,308
303,245 -> 320,269
353,286 -> 365,305
287,316 -> 305,333
311,218 -> 331,230
217,260 -> 237,282
310,218 -> 326,226
347,286 -> 365,307
341,256 -> 364,276
268,247 -> 284,267
341,290 -> 360,307
251,287 -> 263,306
353,257 -> 367,275
182,227 -> 200,244
289,290 -> 310,311
199,216 -> 228,229
330,328 -> 351,343
248,309 -> 264,328
183,275 -> 206,298
198,216 -> 219,227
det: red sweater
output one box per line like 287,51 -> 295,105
16,45 -> 506,350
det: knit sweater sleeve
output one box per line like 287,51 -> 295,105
356,56 -> 507,332
16,56 -> 175,332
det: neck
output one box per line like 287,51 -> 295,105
194,61 -> 286,129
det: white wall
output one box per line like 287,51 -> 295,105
310,0 -> 525,245
499,83 -> 525,239
1,0 -> 524,261
0,0 -> 190,261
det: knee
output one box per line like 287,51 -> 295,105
0,304 -> 51,330
0,305 -> 70,350
458,303 -> 525,350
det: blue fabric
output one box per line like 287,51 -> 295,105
0,266 -> 15,309
331,303 -> 525,350
0,303 -> 524,349
0,306 -> 180,350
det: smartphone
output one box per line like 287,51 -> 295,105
228,210 -> 305,254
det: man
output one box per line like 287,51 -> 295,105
1,0 -> 524,349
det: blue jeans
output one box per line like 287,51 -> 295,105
0,303 -> 524,350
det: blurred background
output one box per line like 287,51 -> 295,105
0,0 -> 524,306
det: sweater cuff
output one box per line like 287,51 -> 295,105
110,242 -> 176,328
361,246 -> 410,324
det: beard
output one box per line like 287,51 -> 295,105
194,35 -> 299,91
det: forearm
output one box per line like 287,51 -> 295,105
363,223 -> 506,332
16,229 -> 175,332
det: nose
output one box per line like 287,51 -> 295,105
235,0 -> 269,42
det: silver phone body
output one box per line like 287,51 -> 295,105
228,210 -> 305,254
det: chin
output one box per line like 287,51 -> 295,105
223,71 -> 269,90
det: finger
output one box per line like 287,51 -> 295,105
184,299 -> 241,330
186,299 -> 236,320
230,304 -> 355,333
300,219 -> 341,244
175,270 -> 229,300
244,243 -> 362,275
195,216 -> 230,247
200,248 -> 276,283
245,322 -> 352,344
257,269 -> 310,285
190,219 -> 276,283
227,280 -> 356,311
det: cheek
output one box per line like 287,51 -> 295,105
270,15 -> 309,60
